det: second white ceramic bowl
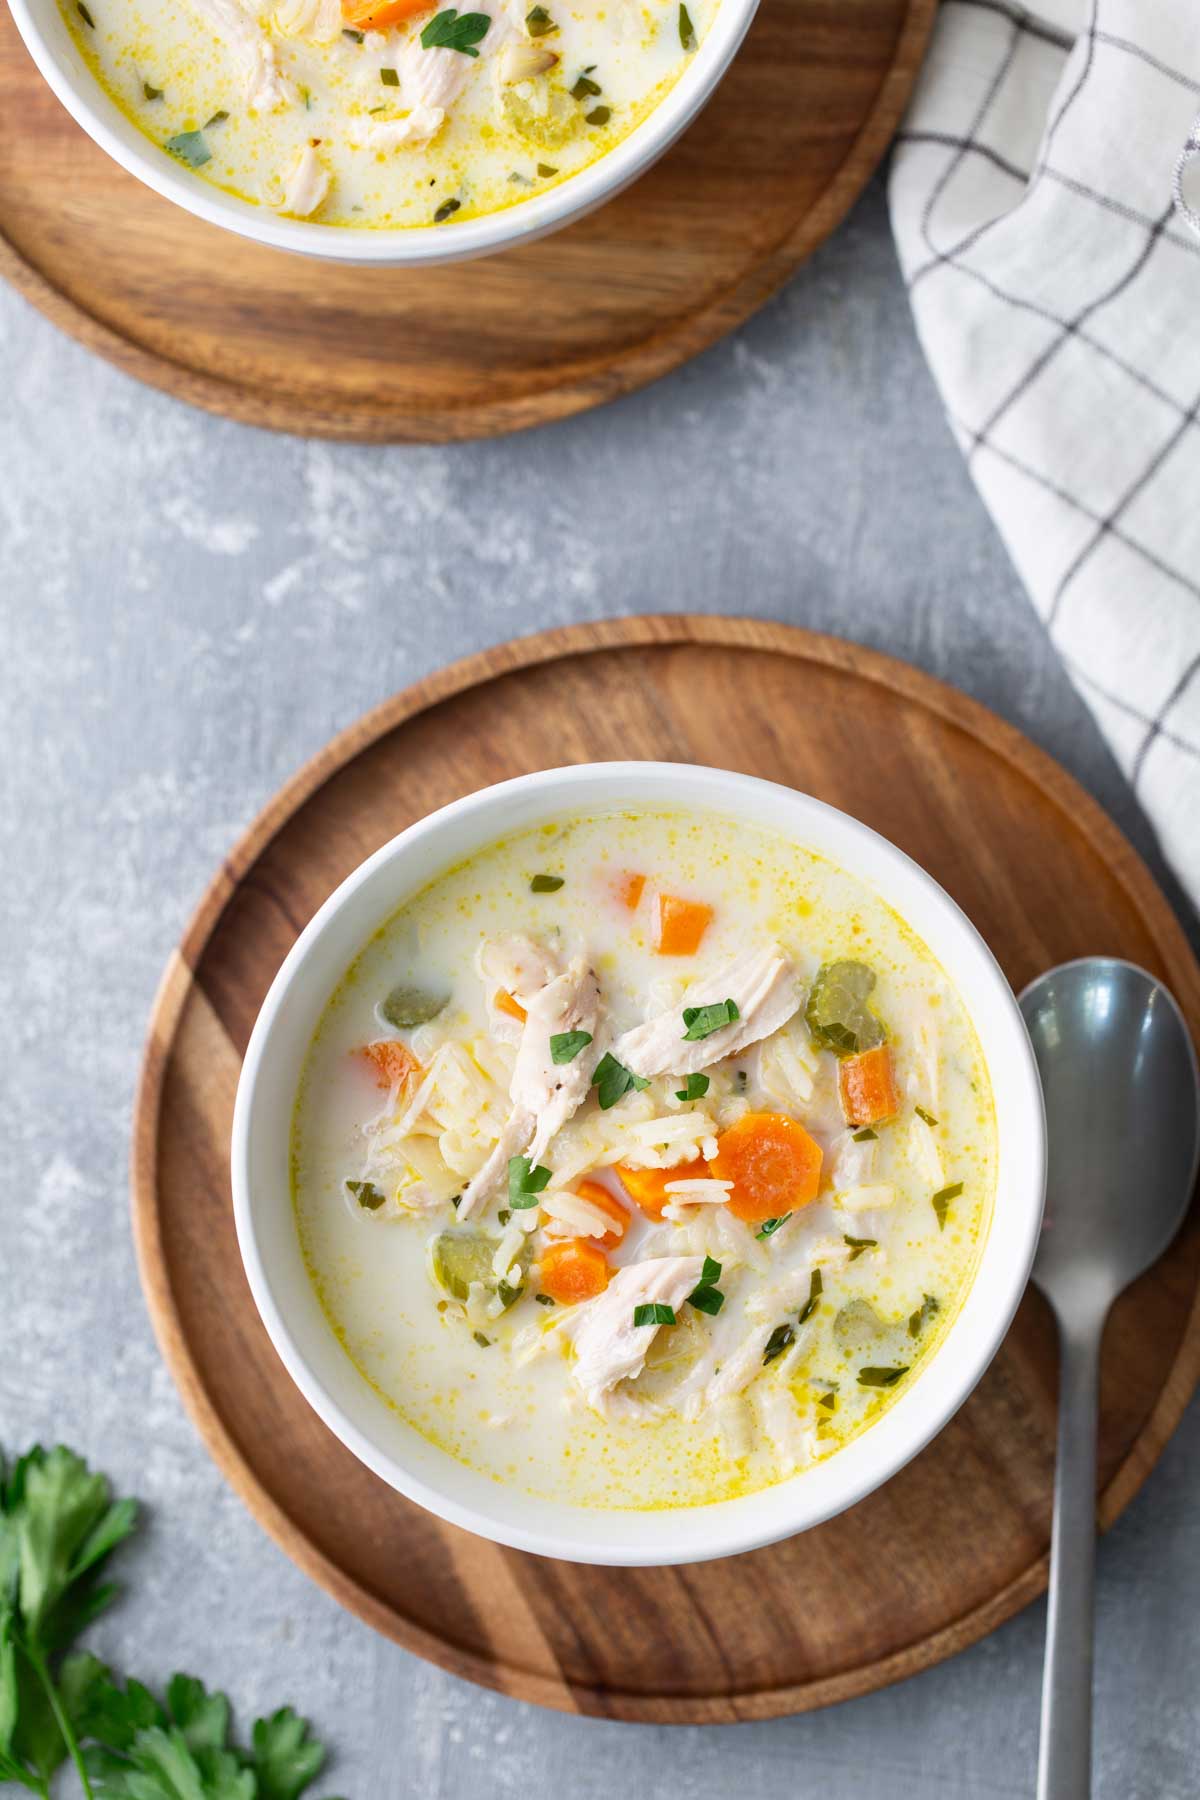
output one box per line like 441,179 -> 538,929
10,0 -> 759,264
231,762 -> 1045,1564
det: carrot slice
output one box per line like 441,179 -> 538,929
494,988 -> 528,1023
710,1112 -> 823,1223
574,1179 -> 630,1247
617,872 -> 646,911
359,1040 -> 422,1090
838,1045 -> 900,1127
614,1157 -> 709,1221
539,1239 -> 610,1304
654,893 -> 714,956
342,0 -> 432,27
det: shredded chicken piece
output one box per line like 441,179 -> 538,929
274,0 -> 340,39
347,105 -> 446,150
829,1128 -> 878,1190
612,945 -> 802,1080
563,1256 -> 706,1415
274,143 -> 330,216
185,0 -> 296,108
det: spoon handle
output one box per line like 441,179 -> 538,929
1037,1313 -> 1104,1800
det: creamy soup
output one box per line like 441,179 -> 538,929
292,809 -> 996,1510
60,0 -> 714,227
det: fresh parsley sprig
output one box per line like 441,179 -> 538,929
420,9 -> 491,56
0,1445 -> 341,1800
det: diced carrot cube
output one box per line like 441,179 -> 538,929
358,1040 -> 421,1090
617,872 -> 646,910
494,988 -> 527,1023
654,893 -> 714,956
838,1046 -> 900,1127
539,1240 -> 610,1304
342,0 -> 432,26
614,1157 -> 710,1221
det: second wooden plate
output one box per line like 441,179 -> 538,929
133,617 -> 1200,1721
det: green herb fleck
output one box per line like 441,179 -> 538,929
165,130 -> 211,168
343,25 -> 364,40
932,1181 -> 963,1229
346,1179 -> 386,1211
915,1105 -> 939,1127
633,1302 -> 676,1327
204,108 -> 229,127
497,1207 -> 510,1224
508,1154 -> 552,1209
526,4 -> 556,32
535,1291 -> 557,1306
687,1256 -> 725,1315
77,1 -> 95,24
675,1072 -> 710,1101
679,2 -> 696,48
816,1388 -> 837,1411
844,1234 -> 877,1263
908,1293 -> 940,1338
420,7 -> 492,55
550,1029 -> 593,1064
756,1213 -> 791,1239
142,80 -> 164,101
797,1266 -> 823,1323
433,197 -> 462,223
530,872 -> 564,891
380,66 -> 400,84
571,72 -> 602,98
852,1126 -> 878,1142
473,1331 -> 493,1348
496,1281 -> 522,1308
592,1051 -> 650,1110
536,161 -> 559,176
763,1323 -> 795,1365
858,1365 -> 909,1388
585,105 -> 611,125
681,997 -> 739,1041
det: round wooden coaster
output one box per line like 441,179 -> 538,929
132,617 -> 1200,1721
0,1 -> 933,442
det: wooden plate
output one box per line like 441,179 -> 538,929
132,616 -> 1200,1721
0,1 -> 933,442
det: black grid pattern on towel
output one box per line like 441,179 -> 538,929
894,0 -> 1200,796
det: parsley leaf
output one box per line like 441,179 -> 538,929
681,999 -> 739,1042
591,1052 -> 649,1111
762,1324 -> 794,1366
932,1181 -> 963,1229
674,1073 -> 709,1101
549,1030 -> 592,1065
756,1213 -> 791,1240
679,2 -> 696,47
420,6 -> 491,53
796,1267 -> 822,1324
508,1155 -> 551,1209
632,1303 -> 675,1328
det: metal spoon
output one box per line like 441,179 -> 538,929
1020,957 -> 1200,1800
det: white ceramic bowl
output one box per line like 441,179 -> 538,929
232,762 -> 1045,1565
10,0 -> 759,264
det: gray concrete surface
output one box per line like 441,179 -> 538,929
2,171 -> 1198,1799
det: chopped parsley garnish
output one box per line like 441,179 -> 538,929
530,872 -> 564,891
536,161 -> 559,176
380,66 -> 400,84
420,8 -> 492,55
343,25 -> 364,40
535,1291 -> 557,1306
497,1281 -> 522,1308
77,1 -> 95,24
550,1029 -> 592,1064
204,108 -> 229,127
762,1323 -> 795,1366
932,1180 -> 963,1229
908,1293 -> 940,1338
858,1365 -> 908,1388
451,1194 -> 463,1209
433,197 -> 462,223
497,1207 -> 510,1224
915,1105 -> 939,1127
473,1330 -> 493,1348
852,1127 -> 878,1142
681,997 -> 739,1041
816,1388 -> 836,1411
526,4 -> 556,33
687,1255 -> 724,1315
165,130 -> 211,168
797,1267 -> 823,1323
570,72 -> 602,98
508,1154 -> 551,1209
345,1178 -> 386,1211
675,1072 -> 710,1101
756,1213 -> 791,1239
633,1302 -> 676,1327
679,2 -> 696,48
844,1234 -> 877,1262
585,105 -> 611,125
142,80 -> 163,101
592,1051 -> 649,1110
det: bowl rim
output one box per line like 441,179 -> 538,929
231,761 -> 1046,1565
8,0 -> 760,264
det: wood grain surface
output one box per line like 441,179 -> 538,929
132,616 -> 1200,1721
0,0 -> 934,442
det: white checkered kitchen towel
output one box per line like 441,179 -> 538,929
889,1 -> 1200,900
